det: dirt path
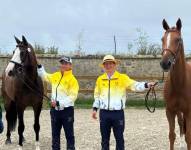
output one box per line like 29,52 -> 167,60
0,109 -> 186,150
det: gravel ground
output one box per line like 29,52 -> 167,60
0,109 -> 187,150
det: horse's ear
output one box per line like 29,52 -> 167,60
14,36 -> 21,44
162,19 -> 170,30
176,18 -> 182,31
22,35 -> 28,46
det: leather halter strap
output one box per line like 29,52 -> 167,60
9,60 -> 23,66
161,29 -> 182,60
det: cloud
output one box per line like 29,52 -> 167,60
0,0 -> 191,53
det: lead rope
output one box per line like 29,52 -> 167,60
145,71 -> 164,113
15,69 -> 52,101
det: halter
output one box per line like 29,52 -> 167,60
10,44 -> 51,101
9,44 -> 30,67
161,29 -> 183,64
9,60 -> 23,67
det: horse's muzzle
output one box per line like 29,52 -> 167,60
8,70 -> 14,76
160,60 -> 171,72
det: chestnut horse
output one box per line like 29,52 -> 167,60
160,18 -> 191,150
1,36 -> 44,150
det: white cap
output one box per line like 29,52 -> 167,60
59,56 -> 72,64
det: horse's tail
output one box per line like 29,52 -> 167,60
6,101 -> 17,132
177,112 -> 186,137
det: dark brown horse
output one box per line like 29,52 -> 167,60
1,36 -> 44,150
160,18 -> 191,150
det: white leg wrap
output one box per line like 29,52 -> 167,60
180,136 -> 185,149
17,145 -> 23,150
35,141 -> 40,150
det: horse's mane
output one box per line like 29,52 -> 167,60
28,43 -> 38,67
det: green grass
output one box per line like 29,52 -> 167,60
75,98 -> 165,109
0,96 -> 165,110
126,99 -> 165,108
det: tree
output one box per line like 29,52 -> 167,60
127,42 -> 133,55
147,43 -> 161,57
75,30 -> 85,56
46,46 -> 58,54
135,28 -> 161,56
34,44 -> 45,54
135,28 -> 149,55
34,44 -> 59,54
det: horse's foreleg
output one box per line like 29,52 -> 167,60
166,109 -> 176,150
5,114 -> 11,144
185,116 -> 191,150
33,104 -> 42,150
17,109 -> 25,147
177,112 -> 186,148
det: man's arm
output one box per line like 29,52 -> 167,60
37,65 -> 53,83
125,75 -> 155,92
92,78 -> 100,119
92,78 -> 100,112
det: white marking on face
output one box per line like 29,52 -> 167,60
5,47 -> 21,76
166,32 -> 172,49
27,48 -> 31,52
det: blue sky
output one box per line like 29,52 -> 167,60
0,0 -> 191,54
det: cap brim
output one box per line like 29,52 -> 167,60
59,60 -> 71,64
100,59 -> 120,66
102,60 -> 117,64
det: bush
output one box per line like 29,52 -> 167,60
135,29 -> 161,56
46,46 -> 58,54
34,44 -> 59,54
34,44 -> 45,54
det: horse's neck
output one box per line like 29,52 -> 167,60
24,64 -> 38,83
25,52 -> 38,81
170,46 -> 186,89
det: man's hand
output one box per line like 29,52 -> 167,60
51,101 -> 56,108
147,82 -> 158,89
92,111 -> 97,120
37,64 -> 42,68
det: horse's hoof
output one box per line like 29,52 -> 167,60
17,145 -> 23,150
5,139 -> 11,144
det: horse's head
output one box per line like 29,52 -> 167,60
160,18 -> 183,72
5,36 -> 37,77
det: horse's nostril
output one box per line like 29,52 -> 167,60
8,71 -> 13,76
160,61 -> 165,68
167,61 -> 171,66
160,60 -> 171,71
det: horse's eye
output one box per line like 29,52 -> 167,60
13,51 -> 15,54
176,37 -> 181,42
161,37 -> 164,41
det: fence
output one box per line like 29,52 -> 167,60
0,75 -> 165,100
0,55 -> 168,99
